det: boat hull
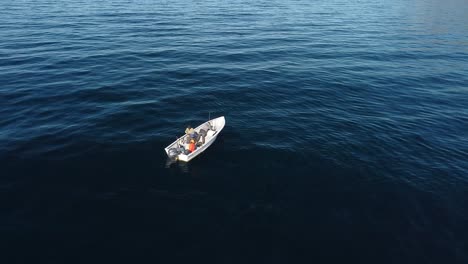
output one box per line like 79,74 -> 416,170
164,116 -> 225,162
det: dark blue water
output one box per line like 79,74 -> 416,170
1,0 -> 468,263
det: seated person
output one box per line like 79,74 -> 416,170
196,123 -> 210,144
185,125 -> 197,143
185,125 -> 195,136
188,139 -> 196,153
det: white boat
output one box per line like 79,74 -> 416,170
164,116 -> 225,162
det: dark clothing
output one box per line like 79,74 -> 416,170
197,129 -> 207,144
186,131 -> 198,143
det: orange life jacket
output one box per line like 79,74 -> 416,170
188,142 -> 195,152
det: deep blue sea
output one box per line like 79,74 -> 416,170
1,0 -> 468,263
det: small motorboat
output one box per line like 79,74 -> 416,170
165,116 -> 225,162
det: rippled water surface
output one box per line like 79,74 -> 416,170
1,0 -> 468,263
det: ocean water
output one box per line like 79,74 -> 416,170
1,0 -> 468,263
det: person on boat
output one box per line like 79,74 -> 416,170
185,125 -> 195,136
185,125 -> 197,143
188,139 -> 196,153
196,123 -> 210,144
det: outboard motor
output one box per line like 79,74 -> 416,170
168,147 -> 181,159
